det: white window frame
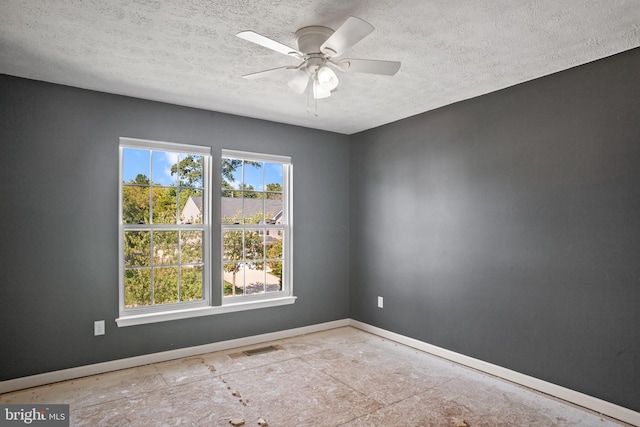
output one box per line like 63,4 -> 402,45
116,141 -> 295,327
117,137 -> 212,318
221,149 -> 293,304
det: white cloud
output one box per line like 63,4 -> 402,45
163,152 -> 180,183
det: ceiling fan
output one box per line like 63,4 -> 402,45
236,16 -> 401,99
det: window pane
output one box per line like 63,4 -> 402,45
221,186 -> 234,198
265,163 -> 283,199
245,263 -> 265,295
244,230 -> 264,260
265,191 -> 283,200
181,266 -> 203,301
243,196 -> 263,224
222,158 -> 243,189
124,268 -> 151,307
122,185 -> 150,224
152,187 -> 177,224
223,230 -> 243,261
181,230 -> 203,264
243,190 -> 260,199
244,161 -> 264,190
122,148 -> 150,183
152,150 -> 178,186
178,154 -> 203,188
180,189 -> 203,224
266,231 -> 283,259
223,262 -> 244,296
221,196 -> 242,224
264,199 -> 283,224
267,260 -> 283,291
154,231 -> 178,265
124,231 -> 151,267
154,267 -> 179,304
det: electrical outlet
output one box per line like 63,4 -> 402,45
94,320 -> 105,336
378,296 -> 383,308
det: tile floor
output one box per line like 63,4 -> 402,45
0,327 -> 629,426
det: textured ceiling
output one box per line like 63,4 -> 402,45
1,1 -> 639,134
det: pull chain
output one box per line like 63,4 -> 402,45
314,72 -> 319,116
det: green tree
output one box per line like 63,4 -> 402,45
124,269 -> 151,307
171,155 -> 203,187
152,186 -> 177,224
221,159 -> 262,197
181,266 -> 203,301
222,158 -> 243,182
240,183 -> 259,198
134,174 -> 150,184
266,239 -> 283,288
221,179 -> 235,197
266,183 -> 282,192
122,174 -> 151,224
222,159 -> 260,183
221,182 -> 260,198
265,182 -> 283,200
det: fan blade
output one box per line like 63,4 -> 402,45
242,66 -> 294,80
338,59 -> 401,75
320,16 -> 374,56
237,31 -> 302,57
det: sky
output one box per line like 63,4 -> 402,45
122,148 -> 283,190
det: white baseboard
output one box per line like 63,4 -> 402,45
1,318 -> 638,426
0,319 -> 349,395
349,319 -> 640,427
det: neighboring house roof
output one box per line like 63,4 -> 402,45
222,197 -> 283,222
189,195 -> 203,211
184,196 -> 283,222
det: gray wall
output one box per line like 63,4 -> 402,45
1,48 -> 639,413
350,47 -> 640,412
0,75 -> 350,381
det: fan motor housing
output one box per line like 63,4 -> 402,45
295,26 -> 334,55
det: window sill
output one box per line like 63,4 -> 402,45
116,296 -> 297,327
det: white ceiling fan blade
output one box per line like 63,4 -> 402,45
237,31 -> 302,57
242,66 -> 294,80
320,16 -> 374,56
338,59 -> 401,75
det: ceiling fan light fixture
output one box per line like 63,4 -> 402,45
313,79 -> 331,99
317,65 -> 339,91
287,67 -> 311,93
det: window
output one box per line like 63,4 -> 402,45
117,141 -> 294,327
119,138 -> 211,317
221,150 -> 292,302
